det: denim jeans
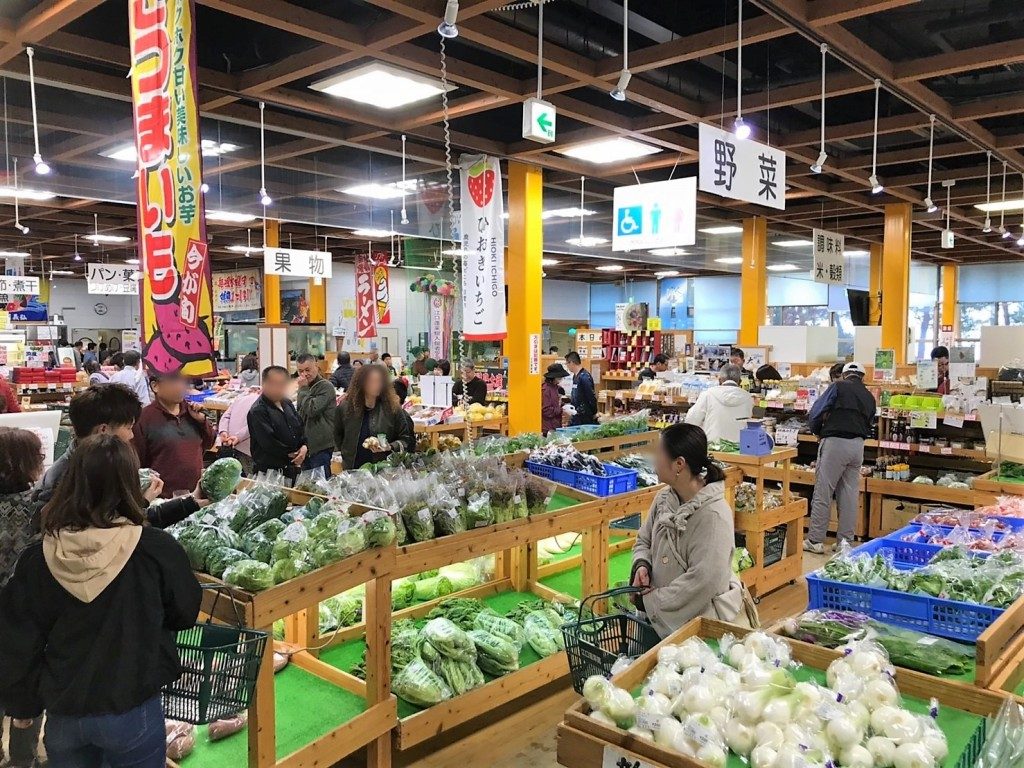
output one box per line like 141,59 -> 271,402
44,697 -> 165,768
302,448 -> 333,478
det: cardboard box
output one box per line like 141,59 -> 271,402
881,497 -> 920,534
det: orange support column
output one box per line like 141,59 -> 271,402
940,263 -> 958,333
307,278 -> 326,325
869,243 -> 883,325
263,220 -> 280,323
881,203 -> 912,364
739,217 -> 767,347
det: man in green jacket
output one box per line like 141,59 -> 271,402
296,354 -> 337,477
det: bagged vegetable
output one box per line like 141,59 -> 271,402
473,611 -> 526,649
207,712 -> 247,742
336,516 -> 368,558
308,510 -> 342,540
200,457 -> 244,502
523,611 -> 564,657
272,521 -> 309,562
413,574 -> 453,602
401,506 -> 436,542
522,473 -> 555,515
362,509 -> 397,547
421,617 -> 476,662
223,559 -> 274,592
318,602 -> 337,633
241,518 -> 286,563
165,720 -> 196,761
323,594 -> 362,627
431,656 -> 484,696
467,629 -> 519,676
230,484 -> 288,534
139,468 -> 159,494
273,652 -> 290,673
439,561 -> 482,592
182,524 -> 244,572
271,557 -> 309,584
392,578 -> 416,610
393,658 -> 453,707
463,491 -> 494,529
433,506 -> 467,537
206,546 -> 250,579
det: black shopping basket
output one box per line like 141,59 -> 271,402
163,584 -> 268,725
562,586 -> 661,694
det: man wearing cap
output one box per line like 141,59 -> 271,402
453,359 -> 488,406
542,363 -> 570,434
804,362 -> 877,553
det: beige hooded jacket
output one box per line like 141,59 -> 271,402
42,521 -> 142,603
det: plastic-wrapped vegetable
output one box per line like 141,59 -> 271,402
200,457 -> 244,502
433,506 -> 467,536
310,537 -> 344,568
241,519 -> 286,563
223,559 -> 274,592
401,505 -> 436,542
432,656 -> 484,695
463,492 -> 494,529
523,611 -> 564,657
472,611 -> 526,649
181,524 -> 243,572
207,712 -> 247,742
522,474 -> 555,515
323,594 -> 362,628
230,487 -> 288,534
336,516 -> 368,558
139,468 -> 158,494
392,578 -> 416,610
271,557 -> 308,584
413,575 -> 453,602
421,617 -> 476,662
165,720 -> 196,761
206,547 -> 249,579
362,509 -> 397,547
467,629 -> 519,676
272,521 -> 309,562
392,658 -> 453,707
308,510 -> 342,540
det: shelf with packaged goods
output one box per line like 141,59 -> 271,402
796,431 -> 990,461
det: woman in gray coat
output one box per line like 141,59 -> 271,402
631,423 -> 758,637
334,363 -> 415,470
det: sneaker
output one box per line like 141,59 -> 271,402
803,539 -> 825,555
832,539 -> 851,553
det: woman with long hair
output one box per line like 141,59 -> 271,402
238,352 -> 260,388
334,363 -> 414,469
0,434 -> 201,768
630,423 -> 758,637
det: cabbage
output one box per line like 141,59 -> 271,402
310,537 -> 344,568
363,510 -> 396,548
272,522 -> 309,562
200,457 -> 243,502
413,575 -> 453,602
393,658 -> 453,708
323,594 -> 361,627
182,524 -> 243,572
336,517 -> 368,558
309,511 -> 342,540
223,559 -> 274,592
206,547 -> 249,579
271,557 -> 309,584
392,579 -> 416,610
242,519 -> 287,563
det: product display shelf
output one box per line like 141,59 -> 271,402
975,595 -> 1024,694
571,429 -> 660,458
712,448 -> 805,599
556,617 -> 1007,768
465,416 -> 510,441
866,477 -> 998,538
413,420 -> 468,449
973,469 -> 1024,499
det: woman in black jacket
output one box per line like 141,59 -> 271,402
0,434 -> 201,768
334,363 -> 415,469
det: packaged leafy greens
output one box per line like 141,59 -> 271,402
420,617 -> 476,663
223,559 -> 274,592
467,629 -> 519,676
362,509 -> 397,547
206,547 -> 249,579
393,658 -> 453,707
523,610 -> 564,657
336,516 -> 368,558
200,457 -> 244,502
271,557 -> 308,584
472,612 -> 526,649
272,521 -> 309,563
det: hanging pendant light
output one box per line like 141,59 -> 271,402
438,0 -> 459,39
1017,174 -> 1024,246
810,44 -> 828,173
25,48 -> 50,175
258,101 -> 271,207
868,79 -> 883,194
73,233 -> 81,261
923,115 -> 937,212
733,0 -> 750,139
609,0 -> 632,101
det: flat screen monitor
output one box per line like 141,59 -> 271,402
847,289 -> 871,326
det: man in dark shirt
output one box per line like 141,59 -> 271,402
805,362 -> 877,553
132,372 -> 215,497
638,354 -> 669,381
930,345 -> 950,394
565,351 -> 598,426
330,351 -> 355,390
247,365 -> 306,480
453,359 -> 488,406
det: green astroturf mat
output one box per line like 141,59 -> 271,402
547,491 -> 579,511
539,550 -> 634,600
179,665 -> 367,768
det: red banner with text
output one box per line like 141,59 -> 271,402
355,254 -> 377,339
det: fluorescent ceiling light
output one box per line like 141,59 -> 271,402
714,256 -> 744,265
0,185 -> 55,201
442,248 -> 476,256
557,137 -> 660,164
125,258 -> 140,265
975,199 -> 1024,213
654,270 -> 680,278
101,140 -> 239,163
541,258 -> 560,266
226,245 -> 259,253
566,235 -> 609,247
310,62 -> 454,110
84,233 -> 131,243
0,250 -> 29,257
649,247 -> 688,256
773,239 -> 813,247
595,264 -> 624,272
352,228 -> 399,237
206,210 -> 258,223
342,180 -> 419,200
845,249 -> 870,257
699,225 -> 743,235
542,207 -> 596,220
767,263 -> 800,272
50,269 -> 74,276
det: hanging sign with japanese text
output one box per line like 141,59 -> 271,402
371,252 -> 391,324
0,275 -> 40,296
87,263 -> 139,295
262,247 -> 333,279
612,177 -> 696,252
212,268 -> 261,312
811,228 -> 846,284
428,294 -> 453,361
698,122 -> 786,211
459,154 -> 507,341
129,0 -> 215,376
355,254 -> 377,339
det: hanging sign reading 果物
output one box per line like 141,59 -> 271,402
459,154 -> 507,341
698,123 -> 786,211
612,177 -> 696,252
87,263 -> 139,295
811,228 -> 846,285
262,247 -> 332,279
129,0 -> 215,375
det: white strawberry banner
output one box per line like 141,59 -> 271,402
459,154 -> 506,341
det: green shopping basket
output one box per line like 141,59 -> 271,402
163,584 -> 268,725
561,586 -> 661,695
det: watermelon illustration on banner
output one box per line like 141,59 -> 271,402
459,154 -> 506,341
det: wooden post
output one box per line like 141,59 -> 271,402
364,576 -> 392,768
739,217 -> 767,347
248,623 -> 276,767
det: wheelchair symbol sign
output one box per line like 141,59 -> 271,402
617,206 -> 643,237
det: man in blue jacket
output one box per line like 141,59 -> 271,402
804,362 -> 877,554
565,352 -> 598,426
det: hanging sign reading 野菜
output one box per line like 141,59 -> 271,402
811,228 -> 846,285
87,263 -> 140,295
698,122 -> 786,211
129,0 -> 215,375
355,254 -> 377,340
212,268 -> 262,312
612,177 -> 697,252
459,154 -> 507,341
263,247 -> 333,279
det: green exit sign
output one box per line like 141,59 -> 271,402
522,97 -> 556,144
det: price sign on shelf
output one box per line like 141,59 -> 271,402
909,410 -> 938,430
775,427 -> 799,446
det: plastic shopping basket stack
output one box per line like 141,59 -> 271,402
163,585 -> 268,724
562,586 -> 661,694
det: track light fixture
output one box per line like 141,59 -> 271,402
923,114 -> 936,211
868,79 -> 882,194
982,151 -> 992,233
610,0 -> 631,101
810,44 -> 828,173
25,48 -> 50,175
733,0 -> 750,140
1000,161 -> 1010,237
258,101 -> 271,207
438,0 -> 459,39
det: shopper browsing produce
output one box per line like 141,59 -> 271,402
930,345 -> 950,394
247,365 -> 307,480
0,434 -> 201,768
638,354 -> 670,381
684,364 -> 753,443
542,363 -> 570,434
216,386 -> 261,475
296,354 -> 337,477
84,359 -> 108,385
133,371 -> 215,497
565,351 -> 598,426
630,423 -> 756,637
805,362 -> 877,554
330,351 -> 355,390
452,360 -> 488,406
109,350 -> 152,405
410,347 -> 429,377
334,363 -> 414,470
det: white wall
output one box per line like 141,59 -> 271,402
542,279 -> 589,321
49,278 -> 139,333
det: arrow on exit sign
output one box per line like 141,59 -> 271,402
522,97 -> 556,144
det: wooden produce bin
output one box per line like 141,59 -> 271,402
557,617 -> 1006,768
713,448 -> 805,600
466,416 -> 510,441
976,596 -> 1024,695
973,468 -> 1024,501
746,462 -> 870,539
413,421 -> 468,450
572,429 -> 660,459
865,477 -> 996,538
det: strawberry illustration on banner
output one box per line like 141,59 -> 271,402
458,154 -> 506,342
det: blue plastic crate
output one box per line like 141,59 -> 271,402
911,512 -> 1024,533
806,571 -> 1005,642
875,524 -> 1003,565
185,391 -> 215,404
524,460 -> 639,497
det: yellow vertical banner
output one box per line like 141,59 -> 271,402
129,0 -> 214,376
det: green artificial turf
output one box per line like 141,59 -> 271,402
179,665 -> 367,768
539,550 -> 635,600
547,491 -> 579,511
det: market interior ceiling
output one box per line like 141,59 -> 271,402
1,0 -> 1024,282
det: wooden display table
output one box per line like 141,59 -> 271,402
413,420 -> 467,449
865,476 -> 997,538
974,469 -> 1024,499
466,416 -> 510,441
712,448 -> 805,600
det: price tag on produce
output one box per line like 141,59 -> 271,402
944,413 -> 964,428
775,427 -> 799,446
909,410 -> 937,430
602,746 -> 656,768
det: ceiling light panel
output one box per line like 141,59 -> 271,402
699,225 -> 743,235
557,138 -> 660,164
342,180 -> 419,199
206,210 -> 258,223
310,62 -> 454,109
